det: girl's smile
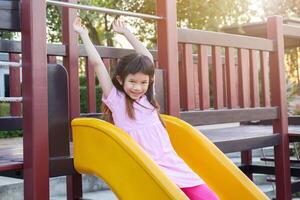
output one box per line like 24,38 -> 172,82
118,72 -> 150,100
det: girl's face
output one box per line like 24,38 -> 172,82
118,72 -> 150,100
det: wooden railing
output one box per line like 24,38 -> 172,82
177,28 -> 277,125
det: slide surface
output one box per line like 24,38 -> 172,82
72,115 -> 269,200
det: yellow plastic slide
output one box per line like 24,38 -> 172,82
71,115 -> 269,200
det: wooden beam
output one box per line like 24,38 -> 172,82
0,0 -> 20,31
267,16 -> 291,200
178,28 -> 274,51
61,0 -> 82,198
21,0 -> 49,199
180,107 -> 278,126
157,0 -> 180,116
0,116 -> 22,130
0,40 -> 158,59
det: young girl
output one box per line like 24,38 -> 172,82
73,17 -> 219,200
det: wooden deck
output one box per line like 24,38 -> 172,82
199,125 -> 280,153
1,125 -> 299,172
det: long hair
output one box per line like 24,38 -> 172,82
102,53 -> 161,123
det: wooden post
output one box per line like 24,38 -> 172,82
157,0 -> 180,116
86,58 -> 96,113
62,0 -> 82,198
267,16 -> 291,200
21,0 -> 49,199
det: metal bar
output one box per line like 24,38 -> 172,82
0,61 -> 21,67
0,97 -> 22,102
46,0 -> 162,20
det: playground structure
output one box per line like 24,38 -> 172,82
0,0 -> 299,200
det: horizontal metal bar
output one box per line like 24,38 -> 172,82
46,0 -> 162,20
0,61 -> 21,67
0,97 -> 22,102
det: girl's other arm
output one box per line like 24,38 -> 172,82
113,20 -> 154,63
73,17 -> 113,98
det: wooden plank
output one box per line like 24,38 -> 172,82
49,157 -> 77,177
238,49 -> 250,108
0,0 -> 19,10
182,43 -> 195,110
180,107 -> 278,125
0,162 -> 23,172
85,58 -> 96,113
292,181 -> 300,193
222,64 -> 227,107
48,64 -> 70,158
21,0 -> 49,198
0,40 -> 158,59
62,1 -> 83,198
178,28 -> 274,51
200,125 -> 280,153
154,69 -> 166,113
260,51 -> 271,107
198,45 -> 210,109
178,43 -> 187,110
288,116 -> 300,125
241,150 -> 253,179
102,58 -> 111,74
249,50 -> 259,107
0,0 -> 20,31
288,132 -> 300,142
283,24 -> 300,38
212,46 -> 224,109
210,134 -> 279,154
0,116 -> 22,130
47,56 -> 57,64
225,47 -> 238,108
249,165 -> 300,178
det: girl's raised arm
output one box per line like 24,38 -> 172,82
73,17 -> 113,98
113,19 -> 154,63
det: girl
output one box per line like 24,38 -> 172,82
73,17 -> 219,200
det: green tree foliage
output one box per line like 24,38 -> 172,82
0,31 -> 15,40
46,0 -> 252,47
261,0 -> 300,18
47,5 -> 62,43
261,0 -> 300,99
177,0 -> 251,30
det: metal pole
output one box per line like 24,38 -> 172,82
46,0 -> 163,20
0,61 -> 22,67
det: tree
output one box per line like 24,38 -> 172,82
46,0 -> 252,47
261,0 -> 300,96
177,0 -> 252,30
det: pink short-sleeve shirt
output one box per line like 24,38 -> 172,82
102,86 -> 204,187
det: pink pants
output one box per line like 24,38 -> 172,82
180,184 -> 219,200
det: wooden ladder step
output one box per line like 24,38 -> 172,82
261,157 -> 300,164
0,162 -> 23,172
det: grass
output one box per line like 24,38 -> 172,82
0,103 -> 23,138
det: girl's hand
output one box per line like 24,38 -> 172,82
73,17 -> 88,35
112,19 -> 129,35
